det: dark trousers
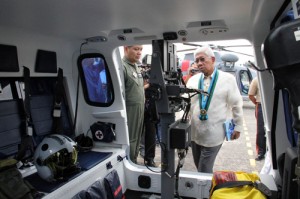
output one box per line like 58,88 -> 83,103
191,141 -> 222,173
144,118 -> 156,161
256,104 -> 266,156
143,97 -> 159,161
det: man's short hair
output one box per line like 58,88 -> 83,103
194,46 -> 215,58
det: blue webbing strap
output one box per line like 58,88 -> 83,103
282,89 -> 297,147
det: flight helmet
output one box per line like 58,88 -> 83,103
33,134 -> 80,182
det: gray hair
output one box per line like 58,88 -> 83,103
194,46 -> 215,58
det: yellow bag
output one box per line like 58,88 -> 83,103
210,171 -> 271,199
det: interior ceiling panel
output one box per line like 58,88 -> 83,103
0,0 -> 284,42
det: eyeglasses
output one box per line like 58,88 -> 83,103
195,56 -> 210,63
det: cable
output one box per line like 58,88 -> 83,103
144,138 -> 168,173
248,61 -> 269,72
181,97 -> 191,123
72,41 -> 88,134
174,148 -> 188,199
143,141 -> 161,173
80,41 -> 88,55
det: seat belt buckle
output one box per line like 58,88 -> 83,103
53,103 -> 61,117
27,126 -> 33,136
254,180 -> 272,197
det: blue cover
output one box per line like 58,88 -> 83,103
282,90 -> 298,146
25,151 -> 113,193
223,119 -> 235,141
78,151 -> 112,171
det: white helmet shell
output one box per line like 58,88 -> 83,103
33,134 -> 78,182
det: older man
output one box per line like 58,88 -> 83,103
186,46 -> 243,173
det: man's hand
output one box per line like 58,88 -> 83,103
231,131 -> 240,140
144,82 -> 150,89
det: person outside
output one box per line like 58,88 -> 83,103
93,58 -> 108,103
143,84 -> 159,167
141,58 -> 159,167
122,45 -> 145,163
82,58 -> 102,102
98,67 -> 108,103
248,76 -> 266,161
184,62 -> 199,84
186,46 -> 243,173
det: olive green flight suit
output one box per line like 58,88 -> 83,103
122,57 -> 145,163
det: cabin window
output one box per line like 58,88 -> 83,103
213,52 -> 222,63
239,70 -> 251,95
77,53 -> 114,106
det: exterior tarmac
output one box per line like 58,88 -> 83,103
137,101 -> 265,174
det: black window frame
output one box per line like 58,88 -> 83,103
77,53 -> 114,107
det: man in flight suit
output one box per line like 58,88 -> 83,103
122,45 -> 145,163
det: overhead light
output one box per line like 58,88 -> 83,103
200,27 -> 228,35
178,30 -> 188,36
86,36 -> 108,42
187,19 -> 226,28
117,35 -> 126,41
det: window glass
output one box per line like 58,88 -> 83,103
77,54 -> 114,106
213,52 -> 221,63
240,70 -> 250,95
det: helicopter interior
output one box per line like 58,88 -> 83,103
0,0 -> 300,198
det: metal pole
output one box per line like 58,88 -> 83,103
160,113 -> 175,199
